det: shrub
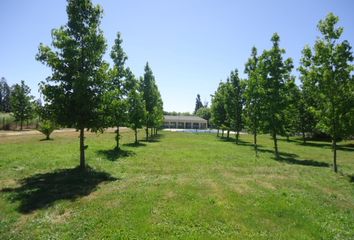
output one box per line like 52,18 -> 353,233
38,120 -> 56,140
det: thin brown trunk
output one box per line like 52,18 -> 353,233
217,129 -> 219,137
333,138 -> 337,173
116,126 -> 120,150
222,130 -> 224,138
254,131 -> 258,157
135,129 -> 138,144
227,130 -> 230,139
302,131 -> 306,144
235,131 -> 239,144
273,132 -> 279,159
80,128 -> 85,169
20,119 -> 23,131
145,127 -> 149,141
150,128 -> 153,138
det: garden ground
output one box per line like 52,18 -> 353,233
0,130 -> 353,239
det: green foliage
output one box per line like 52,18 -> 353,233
103,32 -> 130,149
196,107 -> 211,126
283,77 -> 301,140
0,77 -> 11,112
224,70 -> 245,142
140,63 -> 164,139
244,47 -> 265,154
38,120 -> 56,140
10,80 -> 34,130
258,33 -> 293,158
127,72 -> 146,143
210,82 -> 227,131
36,0 -> 107,168
298,13 -> 354,172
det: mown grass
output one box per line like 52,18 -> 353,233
0,130 -> 353,239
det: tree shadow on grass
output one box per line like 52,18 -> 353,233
123,142 -> 146,148
348,174 -> 354,183
217,137 -> 262,148
39,138 -> 54,142
1,166 -> 118,214
96,148 -> 135,161
141,133 -> 164,143
258,148 -> 330,167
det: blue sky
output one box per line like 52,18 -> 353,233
1,0 -> 353,112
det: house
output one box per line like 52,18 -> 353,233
163,115 -> 207,129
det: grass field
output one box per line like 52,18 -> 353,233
0,130 -> 353,239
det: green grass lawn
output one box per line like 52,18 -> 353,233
0,130 -> 353,239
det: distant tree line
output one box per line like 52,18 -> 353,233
0,78 -> 41,131
210,13 -> 354,173
36,0 -> 163,169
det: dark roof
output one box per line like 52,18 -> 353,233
164,115 -> 207,122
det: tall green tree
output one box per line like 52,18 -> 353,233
127,72 -> 146,144
210,82 -> 227,137
259,33 -> 293,158
140,62 -> 159,141
0,77 -> 11,112
299,13 -> 354,172
244,47 -> 264,155
194,94 -> 203,114
36,0 -> 107,169
107,32 -> 129,150
227,70 -> 244,144
283,77 -> 301,141
10,80 -> 34,131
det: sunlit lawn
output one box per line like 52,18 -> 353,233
0,130 -> 353,239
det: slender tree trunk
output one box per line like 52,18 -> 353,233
286,135 -> 290,142
227,130 -> 230,140
150,128 -> 153,138
332,138 -> 337,172
145,127 -> 149,141
222,130 -> 224,138
20,119 -> 23,131
217,129 -> 219,137
302,131 -> 306,144
79,128 -> 85,169
235,131 -> 239,144
135,129 -> 138,144
254,131 -> 258,157
273,131 -> 279,159
116,126 -> 120,150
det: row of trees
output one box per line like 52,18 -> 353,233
0,78 -> 38,130
210,13 -> 354,172
36,0 -> 163,169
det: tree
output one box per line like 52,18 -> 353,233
36,0 -> 107,169
194,94 -> 203,114
10,80 -> 34,131
244,47 -> 264,155
299,13 -> 354,172
107,32 -> 129,150
196,107 -> 211,127
38,120 -> 56,140
140,62 -> 160,141
259,33 -> 293,158
283,77 -> 301,141
226,70 -> 244,143
127,72 -> 146,144
0,77 -> 11,112
210,82 -> 227,137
